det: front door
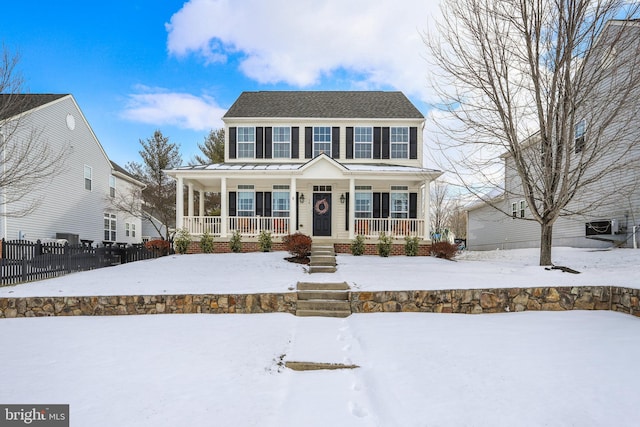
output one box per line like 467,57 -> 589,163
312,193 -> 332,236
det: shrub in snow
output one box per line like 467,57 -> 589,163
404,236 -> 420,256
174,228 -> 192,254
282,232 -> 312,259
258,230 -> 272,252
431,241 -> 458,260
229,230 -> 243,253
377,232 -> 392,257
144,239 -> 170,256
351,235 -> 365,256
200,230 -> 214,254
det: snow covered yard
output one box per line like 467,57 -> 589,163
0,311 -> 639,426
1,247 -> 639,426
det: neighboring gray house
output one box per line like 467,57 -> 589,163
0,94 -> 144,245
467,21 -> 640,250
166,91 -> 442,245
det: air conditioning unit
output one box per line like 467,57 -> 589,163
585,219 -> 619,236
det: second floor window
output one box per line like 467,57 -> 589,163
237,127 -> 255,158
109,175 -> 116,198
273,127 -> 291,158
354,127 -> 373,159
84,166 -> 92,191
313,126 -> 331,157
575,120 -> 586,153
391,127 -> 409,159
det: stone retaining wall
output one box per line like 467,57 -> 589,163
0,286 -> 638,319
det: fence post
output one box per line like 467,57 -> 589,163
21,256 -> 28,283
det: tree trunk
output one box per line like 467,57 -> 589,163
539,222 -> 553,266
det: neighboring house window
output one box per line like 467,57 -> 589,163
273,127 -> 291,158
126,223 -> 136,238
104,213 -> 116,241
109,175 -> 116,198
512,202 -> 517,218
313,126 -> 332,157
84,166 -> 92,191
237,127 -> 255,158
237,185 -> 255,217
272,185 -> 290,217
355,186 -> 372,218
391,127 -> 409,159
354,127 -> 373,159
390,185 -> 408,218
512,200 -> 526,218
575,120 -> 586,153
519,200 -> 526,218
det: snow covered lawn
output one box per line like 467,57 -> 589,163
0,247 -> 638,297
1,311 -> 639,426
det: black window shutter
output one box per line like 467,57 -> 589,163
305,127 -> 313,159
381,193 -> 390,218
229,192 -> 237,216
264,127 -> 272,159
296,192 -> 300,230
229,127 -> 237,159
373,193 -> 381,218
256,127 -> 264,159
382,127 -> 390,160
409,193 -> 418,218
345,192 -> 350,231
346,127 -> 354,159
292,127 -> 299,158
373,127 -> 381,159
264,192 -> 272,217
410,127 -> 418,159
332,127 -> 340,159
255,192 -> 264,216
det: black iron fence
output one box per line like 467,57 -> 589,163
0,239 -> 160,286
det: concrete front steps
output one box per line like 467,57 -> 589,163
296,282 -> 351,318
308,243 -> 337,273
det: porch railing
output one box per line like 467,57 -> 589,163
182,216 -> 290,237
354,218 -> 424,239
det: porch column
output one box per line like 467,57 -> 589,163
423,180 -> 431,240
290,177 -> 297,234
348,178 -> 355,240
199,189 -> 205,217
220,178 -> 227,237
188,183 -> 194,217
176,176 -> 184,231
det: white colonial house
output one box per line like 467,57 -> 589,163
0,94 -> 145,246
467,20 -> 640,251
166,91 -> 442,246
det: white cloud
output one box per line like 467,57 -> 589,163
165,0 -> 442,102
120,86 -> 226,131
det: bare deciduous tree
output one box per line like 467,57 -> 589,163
0,45 -> 68,218
426,1 -> 640,264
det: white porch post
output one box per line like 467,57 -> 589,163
220,178 -> 228,237
290,177 -> 297,234
348,178 -> 355,240
176,176 -> 184,231
423,180 -> 431,240
199,189 -> 205,217
188,183 -> 194,217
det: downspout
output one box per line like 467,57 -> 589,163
634,225 -> 638,249
0,130 -> 6,240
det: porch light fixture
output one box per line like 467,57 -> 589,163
340,194 -> 346,204
299,193 -> 305,203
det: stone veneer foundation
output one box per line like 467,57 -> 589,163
0,286 -> 638,319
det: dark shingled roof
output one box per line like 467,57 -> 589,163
0,94 -> 68,121
223,91 -> 424,119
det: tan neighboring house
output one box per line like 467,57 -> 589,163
166,91 -> 442,248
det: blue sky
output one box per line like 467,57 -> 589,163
1,0 -> 442,167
